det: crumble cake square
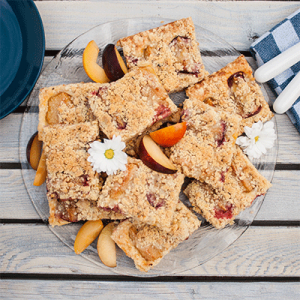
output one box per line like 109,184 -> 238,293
117,17 -> 207,93
186,55 -> 274,133
98,157 -> 185,230
87,65 -> 178,143
184,146 -> 272,228
48,197 -> 125,226
42,122 -> 102,202
111,201 -> 200,272
170,101 -> 242,187
38,82 -> 101,139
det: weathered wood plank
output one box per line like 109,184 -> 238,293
1,280 -> 300,300
0,224 -> 299,276
1,169 -> 300,221
35,1 -> 300,51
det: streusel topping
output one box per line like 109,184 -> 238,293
117,17 -> 208,93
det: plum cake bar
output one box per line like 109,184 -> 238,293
87,65 -> 178,143
111,201 -> 200,272
38,82 -> 101,139
170,101 -> 242,187
98,157 -> 185,230
117,17 -> 208,93
186,55 -> 273,133
184,147 -> 272,229
42,122 -> 102,202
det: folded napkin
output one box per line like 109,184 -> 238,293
250,8 -> 300,133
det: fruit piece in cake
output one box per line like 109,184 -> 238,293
46,92 -> 73,125
150,122 -> 187,147
83,40 -> 110,83
26,131 -> 43,170
102,44 -> 128,81
139,135 -> 177,174
74,220 -> 104,254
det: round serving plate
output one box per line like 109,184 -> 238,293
19,18 -> 277,277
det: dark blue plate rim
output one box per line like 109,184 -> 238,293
0,0 -> 45,119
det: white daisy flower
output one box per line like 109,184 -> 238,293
87,135 -> 127,175
236,121 -> 276,160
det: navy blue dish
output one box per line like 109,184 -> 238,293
0,0 -> 45,119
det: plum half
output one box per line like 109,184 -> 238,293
139,135 -> 177,174
102,44 -> 128,81
26,131 -> 43,170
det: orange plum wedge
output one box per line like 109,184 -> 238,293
139,135 -> 177,174
150,122 -> 187,147
97,222 -> 117,268
83,40 -> 110,83
33,150 -> 47,186
74,220 -> 104,254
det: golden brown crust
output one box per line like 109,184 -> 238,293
186,55 -> 274,134
87,66 -> 178,143
111,201 -> 200,272
184,146 -> 272,228
98,157 -> 185,230
117,17 -> 208,93
170,101 -> 242,187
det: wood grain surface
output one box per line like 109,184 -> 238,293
1,1 -> 300,299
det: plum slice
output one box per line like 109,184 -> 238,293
227,71 -> 245,88
26,131 -> 43,170
211,120 -> 226,147
146,193 -> 165,209
214,203 -> 233,219
46,92 -> 73,125
56,200 -> 78,223
102,44 -> 128,81
169,36 -> 202,75
244,105 -> 262,119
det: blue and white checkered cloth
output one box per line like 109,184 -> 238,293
250,8 -> 300,133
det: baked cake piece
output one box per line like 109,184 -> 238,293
48,197 -> 125,226
186,55 -> 273,133
87,66 -> 178,143
111,201 -> 200,272
98,157 -> 185,230
117,17 -> 207,93
184,146 -> 272,228
38,82 -> 101,139
170,101 -> 242,187
42,122 -> 102,202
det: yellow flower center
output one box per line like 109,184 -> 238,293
255,136 -> 259,143
104,149 -> 114,159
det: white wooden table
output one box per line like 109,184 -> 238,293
1,1 -> 300,299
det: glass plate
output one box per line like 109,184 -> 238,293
19,18 -> 277,277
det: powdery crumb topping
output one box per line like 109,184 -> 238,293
117,17 -> 208,93
48,197 -> 125,226
170,101 -> 242,187
186,55 -> 273,134
43,122 -> 102,201
111,201 -> 200,272
184,146 -> 272,229
98,157 -> 185,230
88,66 -> 178,143
38,82 -> 102,139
